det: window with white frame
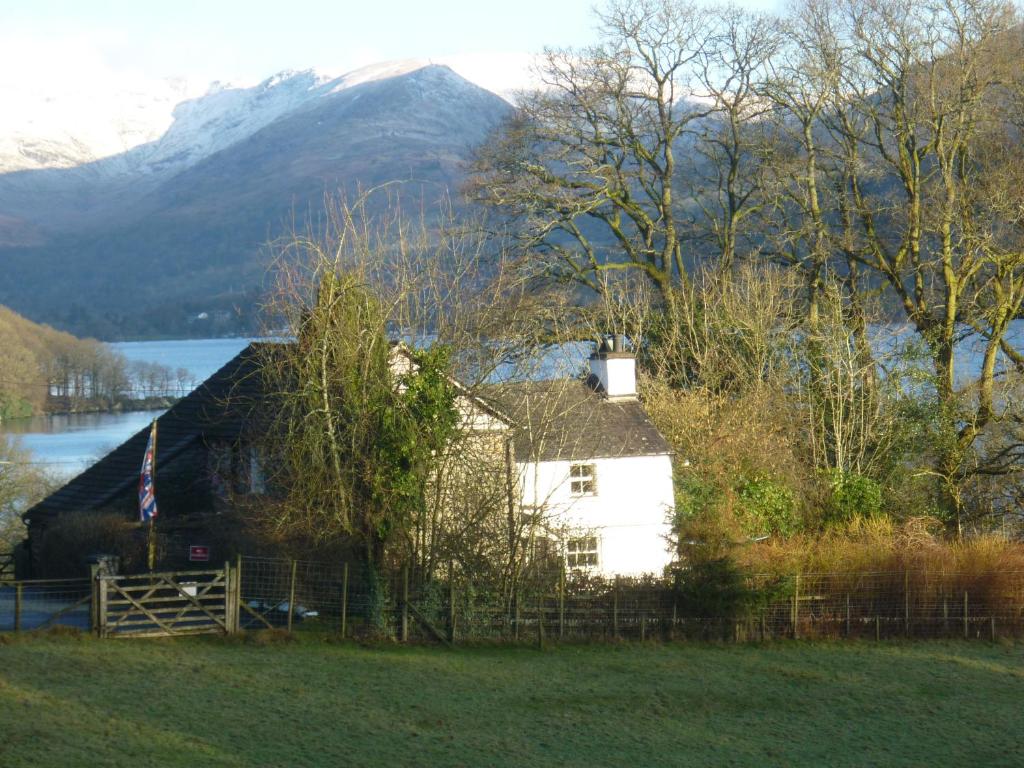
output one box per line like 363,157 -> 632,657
566,535 -> 599,568
569,463 -> 596,495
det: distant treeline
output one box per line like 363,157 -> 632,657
0,305 -> 190,420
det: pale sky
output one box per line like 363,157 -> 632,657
1,0 -> 783,96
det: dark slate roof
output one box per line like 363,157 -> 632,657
24,342 -> 273,522
479,379 -> 671,463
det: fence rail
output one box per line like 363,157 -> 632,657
231,560 -> 1024,645
0,553 -> 14,582
0,578 -> 92,632
96,567 -> 238,638
2,560 -> 1023,644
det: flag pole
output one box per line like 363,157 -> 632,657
147,419 -> 158,572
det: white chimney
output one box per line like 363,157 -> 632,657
588,335 -> 636,400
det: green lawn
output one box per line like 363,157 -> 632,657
1,633 -> 1022,767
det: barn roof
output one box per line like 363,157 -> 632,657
479,379 -> 671,463
23,342 -> 273,522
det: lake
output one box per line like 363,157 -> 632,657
2,324 -> 1022,482
2,338 -> 252,479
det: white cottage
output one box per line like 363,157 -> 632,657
480,337 -> 676,577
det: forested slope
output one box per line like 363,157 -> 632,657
0,305 -> 138,419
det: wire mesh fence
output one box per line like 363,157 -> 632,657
0,578 -> 92,632
3,559 -> 1023,643
227,558 -> 1024,644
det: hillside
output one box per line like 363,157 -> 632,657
0,64 -> 513,339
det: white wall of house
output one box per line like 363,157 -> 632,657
518,453 -> 676,577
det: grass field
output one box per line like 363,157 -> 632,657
1,632 -> 1022,767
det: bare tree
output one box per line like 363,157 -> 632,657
689,6 -> 782,272
470,0 -> 717,302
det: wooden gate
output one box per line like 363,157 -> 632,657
95,566 -> 239,638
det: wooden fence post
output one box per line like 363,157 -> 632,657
226,560 -> 241,634
287,559 -> 297,633
512,593 -> 520,643
845,593 -> 851,638
14,582 -> 22,632
875,615 -> 880,641
90,564 -> 100,633
223,561 -> 233,634
612,579 -> 619,640
792,574 -> 800,640
98,576 -> 108,638
991,616 -> 996,642
448,562 -> 456,645
233,554 -> 243,634
401,565 -> 409,643
904,570 -> 910,637
537,594 -> 545,650
558,567 -> 565,641
340,562 -> 348,639
964,591 -> 969,640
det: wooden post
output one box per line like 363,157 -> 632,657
943,595 -> 949,636
964,591 -> 969,640
558,567 -> 565,640
234,554 -> 243,634
340,562 -> 349,639
13,582 -> 22,632
146,520 -> 156,573
225,560 -> 240,635
845,593 -> 851,638
287,559 -> 297,633
875,615 -> 880,642
640,612 -> 647,642
90,564 -> 100,633
223,561 -> 232,634
98,576 -> 108,639
904,570 -> 910,637
448,562 -> 456,645
672,601 -> 678,641
401,565 -> 409,643
991,616 -> 996,642
537,594 -> 545,650
760,611 -> 766,642
612,580 -> 619,639
514,593 -> 520,641
793,574 -> 800,639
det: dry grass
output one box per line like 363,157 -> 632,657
739,516 -> 1024,574
737,517 -> 1024,618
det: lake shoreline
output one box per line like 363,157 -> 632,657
39,396 -> 179,418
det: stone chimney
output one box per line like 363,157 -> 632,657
588,334 -> 636,400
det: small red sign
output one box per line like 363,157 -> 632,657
189,545 -> 211,562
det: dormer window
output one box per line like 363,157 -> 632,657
570,463 -> 596,495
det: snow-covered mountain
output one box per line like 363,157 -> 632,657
0,59 -> 520,242
0,58 -> 524,179
0,61 -> 515,339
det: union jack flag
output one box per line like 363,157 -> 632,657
138,420 -> 158,523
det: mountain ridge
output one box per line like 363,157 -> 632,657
0,63 -> 514,339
